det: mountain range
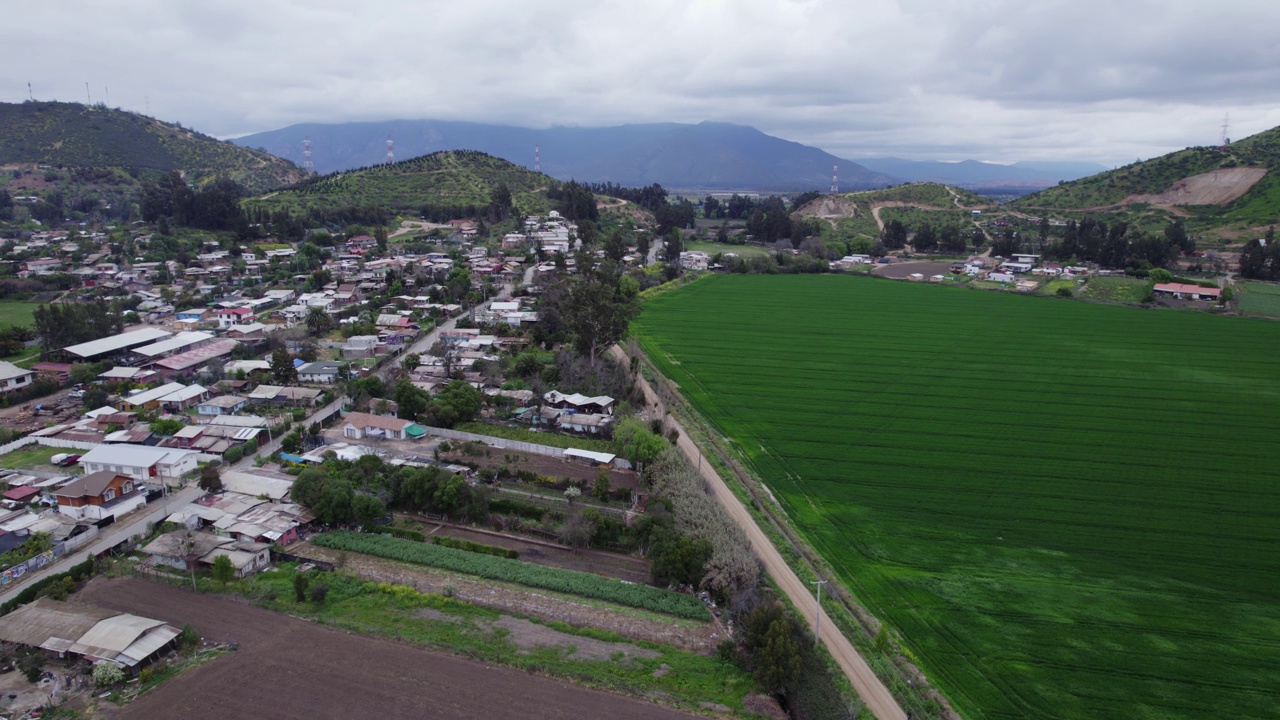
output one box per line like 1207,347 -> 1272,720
234,120 -> 1103,193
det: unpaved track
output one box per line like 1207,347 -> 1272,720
80,577 -> 699,720
613,347 -> 909,720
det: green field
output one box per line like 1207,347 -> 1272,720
684,240 -> 771,258
0,300 -> 37,329
1238,282 -> 1280,317
1079,275 -> 1153,303
634,274 -> 1280,720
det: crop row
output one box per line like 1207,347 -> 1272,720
313,531 -> 708,620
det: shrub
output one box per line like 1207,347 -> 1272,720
430,535 -> 518,559
224,445 -> 244,464
310,583 -> 329,605
92,660 -> 125,687
293,572 -> 309,602
381,526 -> 425,542
179,624 -> 200,648
1056,287 -> 1074,297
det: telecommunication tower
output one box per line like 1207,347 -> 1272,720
830,164 -> 839,194
302,137 -> 314,172
1220,113 -> 1231,149
385,134 -> 395,164
534,144 -> 541,172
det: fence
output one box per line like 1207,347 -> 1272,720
0,547 -> 63,588
492,486 -> 630,519
270,550 -> 335,572
423,426 -> 566,458
0,435 -> 101,457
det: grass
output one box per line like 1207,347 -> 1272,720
453,421 -> 616,453
685,240 -> 771,258
1079,275 -> 1153,303
1238,281 -> 1280,317
0,300 -> 37,329
633,274 -> 1280,720
313,532 -> 708,620
0,444 -> 62,469
229,567 -> 751,712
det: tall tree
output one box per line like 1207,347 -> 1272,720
270,348 -> 298,385
306,306 -> 334,336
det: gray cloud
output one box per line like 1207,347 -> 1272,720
4,0 -> 1278,165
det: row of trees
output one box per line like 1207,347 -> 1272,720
32,302 -> 123,349
1239,226 -> 1280,279
1042,218 -> 1190,268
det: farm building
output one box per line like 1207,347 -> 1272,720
62,328 -> 172,362
544,391 -> 615,415
151,340 -> 239,379
0,598 -> 180,669
1153,283 -> 1222,301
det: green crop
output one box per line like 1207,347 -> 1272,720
635,274 -> 1280,720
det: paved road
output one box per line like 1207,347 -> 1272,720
0,484 -> 203,607
612,346 -> 908,720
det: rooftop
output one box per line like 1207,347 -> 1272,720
64,328 -> 172,359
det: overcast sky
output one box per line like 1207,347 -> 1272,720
5,0 -> 1279,166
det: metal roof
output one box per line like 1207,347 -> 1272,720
565,448 -> 617,464
0,598 -> 116,648
153,340 -> 240,371
120,382 -> 188,407
64,328 -> 172,359
221,471 -> 293,501
117,625 -> 180,666
70,614 -> 167,659
133,331 -> 215,358
0,361 -> 34,382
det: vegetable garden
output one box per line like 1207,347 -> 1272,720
313,532 -> 708,620
633,274 -> 1280,720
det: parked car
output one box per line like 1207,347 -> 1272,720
53,453 -> 81,467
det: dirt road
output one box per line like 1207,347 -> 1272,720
613,347 -> 908,720
80,577 -> 700,720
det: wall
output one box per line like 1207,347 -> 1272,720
423,426 -> 566,458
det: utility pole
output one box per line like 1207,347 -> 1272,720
810,579 -> 829,638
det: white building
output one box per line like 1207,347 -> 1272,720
78,445 -> 199,485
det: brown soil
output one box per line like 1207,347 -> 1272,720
874,261 -> 956,279
293,540 -> 718,653
414,519 -> 653,584
78,577 -> 699,720
1123,167 -> 1266,207
0,389 -> 87,433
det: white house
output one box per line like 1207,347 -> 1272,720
78,445 -> 199,485
341,412 -> 420,440
0,362 -> 35,395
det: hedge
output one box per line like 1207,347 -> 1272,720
0,557 -> 96,615
430,535 -> 519,560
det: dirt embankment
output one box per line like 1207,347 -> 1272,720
1123,167 -> 1266,207
78,577 -> 700,720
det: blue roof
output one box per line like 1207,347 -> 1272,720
279,453 -> 307,463
292,358 -> 305,367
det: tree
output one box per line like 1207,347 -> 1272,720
211,554 -> 235,586
649,532 -> 713,587
306,306 -> 334,336
557,268 -> 640,367
293,572 -> 310,602
880,219 -> 907,250
270,348 -> 297,385
150,418 -> 185,436
402,352 -> 421,371
351,493 -> 386,528
198,463 -> 223,493
754,618 -> 803,694
592,471 -> 611,502
614,416 -> 667,468
913,223 -> 938,252
374,226 -> 388,254
394,379 -> 428,420
425,380 -> 482,428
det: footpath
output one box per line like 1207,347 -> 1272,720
611,345 -> 908,720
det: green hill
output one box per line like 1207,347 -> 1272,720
1011,125 -> 1280,235
244,150 -> 556,215
0,101 -> 303,194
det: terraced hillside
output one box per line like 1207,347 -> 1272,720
635,274 -> 1280,720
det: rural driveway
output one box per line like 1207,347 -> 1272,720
612,346 -> 908,720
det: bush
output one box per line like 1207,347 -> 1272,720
310,583 -> 329,604
224,445 -> 244,464
430,535 -> 518,559
293,572 -> 309,602
381,526 -> 425,542
92,660 -> 125,687
179,624 -> 200,648
1055,287 -> 1074,297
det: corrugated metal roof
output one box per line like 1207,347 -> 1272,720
0,598 -> 115,647
120,381 -> 188,407
117,625 -> 180,666
64,328 -> 172,359
133,331 -> 214,358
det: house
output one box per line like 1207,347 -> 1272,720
215,307 -> 254,328
375,313 -> 412,329
543,390 -> 615,415
341,412 -> 421,441
140,530 -> 231,571
342,335 -> 381,360
197,395 -> 248,415
224,360 -> 271,375
175,308 -> 208,324
157,384 -> 209,412
78,445 -> 198,484
224,323 -> 268,341
298,361 -> 344,384
51,471 -> 146,520
0,362 -> 35,395
117,382 -> 189,412
1153,283 -> 1222,301
988,271 -> 1016,283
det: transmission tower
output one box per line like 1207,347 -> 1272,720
1220,113 -> 1231,149
534,144 -> 541,172
302,137 -> 314,172
385,134 -> 395,164
830,164 -> 839,194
